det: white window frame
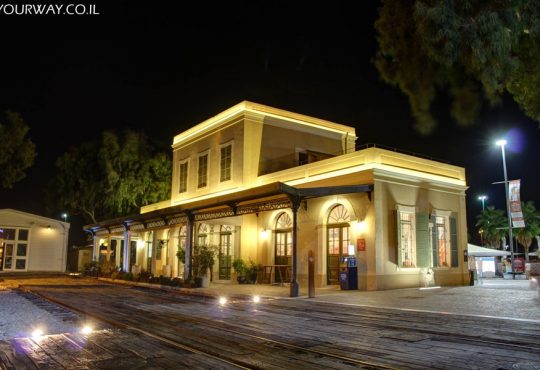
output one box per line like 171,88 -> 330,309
432,209 -> 452,268
1,227 -> 30,271
178,158 -> 189,194
197,150 -> 210,189
397,205 -> 416,268
219,141 -> 233,183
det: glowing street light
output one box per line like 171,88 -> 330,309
478,195 -> 487,211
61,213 -> 68,222
496,139 -> 515,279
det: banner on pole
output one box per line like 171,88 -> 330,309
509,179 -> 525,228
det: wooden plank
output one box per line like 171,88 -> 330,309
12,337 -> 63,370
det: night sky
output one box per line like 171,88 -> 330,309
1,1 -> 539,247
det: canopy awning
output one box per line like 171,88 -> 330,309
467,243 -> 511,257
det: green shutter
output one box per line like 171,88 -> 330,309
416,213 -> 430,267
397,211 -> 402,267
431,214 -> 438,267
450,216 -> 458,267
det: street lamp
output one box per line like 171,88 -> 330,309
478,195 -> 487,211
62,213 -> 68,223
496,139 -> 515,279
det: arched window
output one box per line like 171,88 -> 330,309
219,225 -> 234,280
274,212 -> 293,282
197,223 -> 209,247
326,205 -> 351,285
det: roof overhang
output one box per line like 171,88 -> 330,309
85,182 -> 373,235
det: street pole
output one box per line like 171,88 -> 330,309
497,140 -> 515,279
478,196 -> 487,245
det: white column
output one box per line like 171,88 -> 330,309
123,230 -> 131,272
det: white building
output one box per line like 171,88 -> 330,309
0,209 -> 69,273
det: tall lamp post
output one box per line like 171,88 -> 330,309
61,213 -> 68,223
496,139 -> 515,279
478,195 -> 487,211
477,195 -> 487,245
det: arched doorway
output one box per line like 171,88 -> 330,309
197,224 -> 209,247
275,212 -> 292,283
219,225 -> 233,279
327,204 -> 350,284
174,225 -> 187,278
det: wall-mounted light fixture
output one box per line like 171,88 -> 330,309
136,240 -> 145,248
260,229 -> 269,239
354,220 -> 366,233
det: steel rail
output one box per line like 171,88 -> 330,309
19,286 -> 399,370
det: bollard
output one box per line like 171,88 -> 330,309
308,250 -> 315,298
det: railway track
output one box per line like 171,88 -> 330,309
92,283 -> 540,353
18,287 -> 398,370
16,282 -> 540,369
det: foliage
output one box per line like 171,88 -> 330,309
514,201 -> 540,262
48,129 -> 171,224
193,245 -> 217,279
374,1 -> 540,134
0,110 -> 36,188
177,244 -> 217,278
476,206 -> 507,248
232,258 -> 262,284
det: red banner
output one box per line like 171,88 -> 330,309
509,180 -> 525,228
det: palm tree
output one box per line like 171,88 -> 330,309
514,201 -> 540,262
476,207 -> 506,248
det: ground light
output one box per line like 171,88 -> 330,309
81,325 -> 93,335
253,295 -> 261,303
31,328 -> 44,340
218,297 -> 227,305
419,286 -> 441,290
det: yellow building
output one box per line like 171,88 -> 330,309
86,102 -> 469,295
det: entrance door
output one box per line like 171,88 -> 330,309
327,205 -> 351,285
219,226 -> 232,279
274,231 -> 292,282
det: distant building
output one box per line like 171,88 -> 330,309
0,209 -> 69,273
86,102 -> 469,294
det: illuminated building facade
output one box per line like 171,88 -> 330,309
86,102 -> 468,293
0,209 -> 69,273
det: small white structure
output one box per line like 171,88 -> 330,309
0,209 -> 69,273
467,243 -> 510,278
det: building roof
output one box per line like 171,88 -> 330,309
0,209 -> 70,228
467,243 -> 510,257
172,101 -> 357,147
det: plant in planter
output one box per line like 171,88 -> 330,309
177,244 -> 217,287
232,258 -> 262,284
232,258 -> 247,284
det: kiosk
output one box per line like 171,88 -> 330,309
339,256 -> 358,290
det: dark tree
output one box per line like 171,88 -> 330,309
49,130 -> 171,224
374,0 -> 540,134
0,110 -> 36,188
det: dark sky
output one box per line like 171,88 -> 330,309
0,1 -> 539,247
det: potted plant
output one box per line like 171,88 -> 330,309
178,244 -> 217,287
232,258 -> 247,284
232,258 -> 262,284
246,259 -> 263,284
195,245 -> 217,287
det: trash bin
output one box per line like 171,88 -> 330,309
339,256 -> 358,290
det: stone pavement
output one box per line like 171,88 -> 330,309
201,278 -> 540,321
